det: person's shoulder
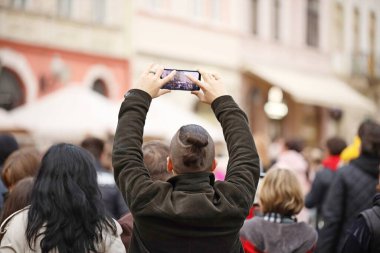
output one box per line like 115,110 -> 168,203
242,216 -> 266,230
0,207 -> 29,230
297,222 -> 318,241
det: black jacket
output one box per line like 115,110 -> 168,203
316,155 -> 380,253
112,89 -> 260,253
305,168 -> 336,230
341,194 -> 380,253
95,161 -> 129,219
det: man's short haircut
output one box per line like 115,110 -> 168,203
142,141 -> 171,181
285,138 -> 304,153
0,134 -> 19,166
80,137 -> 105,160
360,120 -> 380,157
169,124 -> 215,174
326,137 -> 347,156
259,168 -> 304,216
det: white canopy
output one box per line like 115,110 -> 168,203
247,64 -> 376,113
11,86 -> 118,142
142,97 -> 224,142
11,85 -> 224,144
0,108 -> 16,129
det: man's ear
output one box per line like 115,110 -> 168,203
210,159 -> 217,172
167,157 -> 173,173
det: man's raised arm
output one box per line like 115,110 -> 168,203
188,71 -> 260,209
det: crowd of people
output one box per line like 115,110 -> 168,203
0,64 -> 379,252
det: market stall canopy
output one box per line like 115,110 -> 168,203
145,98 -> 224,142
246,64 -> 376,114
113,97 -> 224,142
11,86 -> 118,142
0,108 -> 16,129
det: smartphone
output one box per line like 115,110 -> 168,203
160,69 -> 201,91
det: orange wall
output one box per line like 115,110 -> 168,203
0,39 -> 130,100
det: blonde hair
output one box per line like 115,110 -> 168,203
259,169 -> 304,216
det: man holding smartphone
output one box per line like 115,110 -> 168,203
113,64 -> 260,252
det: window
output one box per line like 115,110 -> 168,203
273,0 -> 280,40
57,0 -> 72,18
92,79 -> 107,97
252,0 -> 258,34
93,0 -> 106,23
147,0 -> 162,10
193,0 -> 203,18
369,12 -> 376,77
211,0 -> 221,22
306,0 -> 319,47
10,0 -> 27,9
333,3 -> 344,50
353,7 -> 360,53
0,68 -> 25,111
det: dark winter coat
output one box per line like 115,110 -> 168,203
341,193 -> 380,253
95,161 -> 129,219
316,155 -> 380,253
112,89 -> 260,253
305,168 -> 336,230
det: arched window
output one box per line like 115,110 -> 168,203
0,67 -> 25,111
306,0 -> 319,47
92,78 -> 108,97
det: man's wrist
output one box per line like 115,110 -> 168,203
124,89 -> 152,101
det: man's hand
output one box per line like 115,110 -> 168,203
187,70 -> 228,104
135,64 -> 176,98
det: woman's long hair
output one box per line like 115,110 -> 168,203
26,143 -> 116,253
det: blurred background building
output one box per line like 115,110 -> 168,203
0,0 -> 379,151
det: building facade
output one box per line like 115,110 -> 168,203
0,0 -> 131,112
1,0 -> 378,151
129,0 -> 378,148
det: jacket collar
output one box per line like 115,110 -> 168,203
351,154 -> 380,178
167,172 -> 215,192
373,193 -> 380,207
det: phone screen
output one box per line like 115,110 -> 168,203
161,69 -> 201,91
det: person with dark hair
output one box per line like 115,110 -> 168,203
0,134 -> 19,211
0,177 -> 34,229
305,136 -> 347,231
118,140 -> 171,251
1,147 -> 40,191
0,143 -> 125,253
341,166 -> 380,253
240,169 -> 317,253
317,120 -> 380,253
341,119 -> 372,164
81,137 -> 128,219
112,64 -> 260,252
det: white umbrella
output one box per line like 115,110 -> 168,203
114,97 -> 224,142
11,86 -> 118,142
0,108 -> 15,129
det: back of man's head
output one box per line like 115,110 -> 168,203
360,120 -> 380,157
0,134 -> 19,166
284,138 -> 304,153
142,141 -> 171,181
169,124 -> 215,174
80,137 -> 104,160
326,137 -> 347,156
